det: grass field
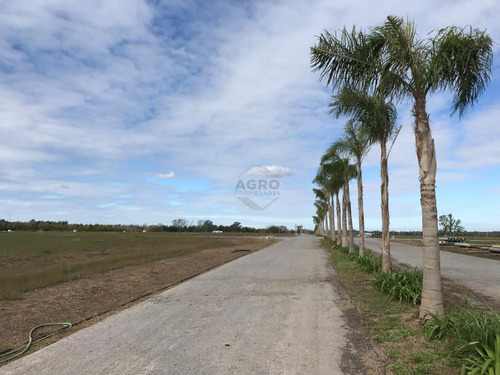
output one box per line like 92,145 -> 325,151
0,231 -> 264,300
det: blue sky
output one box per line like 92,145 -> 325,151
0,0 -> 499,231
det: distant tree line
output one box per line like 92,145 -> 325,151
146,220 -> 294,234
0,219 -> 143,232
0,218 -> 296,234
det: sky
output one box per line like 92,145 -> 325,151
1,0 -> 499,231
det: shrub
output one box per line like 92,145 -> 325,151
356,253 -> 382,274
423,296 -> 500,374
348,247 -> 360,260
461,334 -> 499,375
347,248 -> 382,274
375,269 -> 423,305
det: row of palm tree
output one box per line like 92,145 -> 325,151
314,88 -> 398,267
310,16 -> 493,318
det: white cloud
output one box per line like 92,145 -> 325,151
247,165 -> 293,178
158,172 -> 175,179
0,1 -> 499,230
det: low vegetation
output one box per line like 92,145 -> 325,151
0,231 -> 269,300
375,270 -> 423,305
323,237 -> 500,375
423,298 -> 500,375
347,247 -> 382,273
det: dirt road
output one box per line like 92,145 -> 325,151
1,235 -> 375,375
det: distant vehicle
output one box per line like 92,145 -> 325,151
367,231 -> 382,238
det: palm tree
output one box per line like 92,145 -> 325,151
313,171 -> 336,242
313,187 -> 330,237
313,198 -> 328,235
334,189 -> 342,244
316,158 -> 345,245
330,87 -> 397,270
312,215 -> 320,233
311,16 -> 493,317
321,144 -> 357,252
330,119 -> 371,256
325,165 -> 344,245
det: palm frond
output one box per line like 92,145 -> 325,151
343,119 -> 372,161
369,16 -> 427,100
430,25 -> 493,117
311,27 -> 378,91
329,86 -> 397,144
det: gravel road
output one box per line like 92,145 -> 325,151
362,237 -> 500,302
1,235 -> 374,375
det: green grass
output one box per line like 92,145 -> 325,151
324,238 -> 458,375
325,236 -> 500,374
0,231 -> 264,300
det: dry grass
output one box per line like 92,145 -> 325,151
0,232 -> 260,300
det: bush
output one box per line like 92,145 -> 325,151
348,248 -> 382,274
347,247 -> 360,260
357,253 -> 382,274
375,269 -> 423,305
423,296 -> 500,374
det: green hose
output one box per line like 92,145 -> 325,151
0,322 -> 72,364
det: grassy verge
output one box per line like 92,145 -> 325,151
324,238 -> 460,375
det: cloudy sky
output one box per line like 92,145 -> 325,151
1,0 -> 499,231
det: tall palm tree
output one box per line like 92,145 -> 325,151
311,16 -> 492,318
314,198 -> 328,235
316,158 -> 345,244
330,87 -> 397,270
321,144 -> 357,252
312,215 -> 322,234
334,190 -> 342,244
330,119 -> 371,256
313,187 -> 330,236
313,171 -> 336,242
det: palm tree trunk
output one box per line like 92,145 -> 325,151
414,97 -> 444,319
329,194 -> 335,243
336,193 -> 342,244
341,188 -> 348,248
381,138 -> 391,273
357,159 -> 365,256
345,178 -> 355,253
323,213 -> 328,236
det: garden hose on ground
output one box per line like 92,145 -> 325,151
0,247 -> 255,365
0,322 -> 72,364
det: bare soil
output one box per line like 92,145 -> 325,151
0,239 -> 272,356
